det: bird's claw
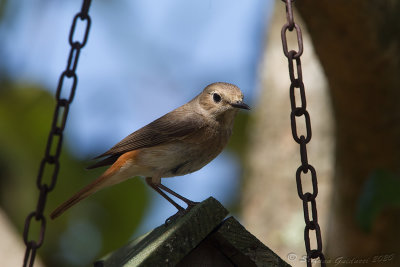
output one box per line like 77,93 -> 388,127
164,209 -> 187,225
186,200 -> 199,210
164,201 -> 199,226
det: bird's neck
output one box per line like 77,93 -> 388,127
216,109 -> 237,129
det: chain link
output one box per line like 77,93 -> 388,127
280,0 -> 326,266
22,1 -> 92,266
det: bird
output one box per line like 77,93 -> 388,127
50,82 -> 250,219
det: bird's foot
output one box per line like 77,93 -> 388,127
186,200 -> 199,210
164,209 -> 187,226
163,201 -> 199,226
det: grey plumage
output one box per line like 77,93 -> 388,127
88,109 -> 206,169
51,82 -> 249,219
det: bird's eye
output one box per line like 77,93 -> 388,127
213,93 -> 221,103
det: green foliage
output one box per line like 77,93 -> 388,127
0,0 -> 7,21
0,83 -> 150,267
356,169 -> 400,232
225,111 -> 251,214
227,111 -> 250,160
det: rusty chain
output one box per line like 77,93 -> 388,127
280,0 -> 326,266
22,1 -> 92,266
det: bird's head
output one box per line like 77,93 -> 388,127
197,82 -> 250,122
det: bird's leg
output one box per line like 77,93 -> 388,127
157,183 -> 199,209
145,177 -> 184,211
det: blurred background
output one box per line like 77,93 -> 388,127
1,0 -> 399,266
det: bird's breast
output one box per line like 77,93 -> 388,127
135,125 -> 232,178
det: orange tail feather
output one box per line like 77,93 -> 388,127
50,150 -> 139,219
50,173 -> 110,219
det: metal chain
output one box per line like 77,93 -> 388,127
280,1 -> 326,266
22,1 -> 92,266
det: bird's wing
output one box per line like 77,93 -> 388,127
87,108 -> 205,169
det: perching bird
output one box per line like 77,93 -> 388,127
50,82 -> 250,219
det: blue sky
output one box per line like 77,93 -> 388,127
1,0 -> 273,263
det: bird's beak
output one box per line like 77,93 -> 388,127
230,101 -> 251,110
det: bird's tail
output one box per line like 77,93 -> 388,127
50,150 -> 139,219
50,168 -> 120,220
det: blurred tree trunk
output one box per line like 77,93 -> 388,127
242,2 -> 333,264
243,1 -> 400,266
295,0 -> 400,264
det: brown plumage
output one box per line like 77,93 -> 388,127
50,82 -> 249,219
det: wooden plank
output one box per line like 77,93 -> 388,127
95,197 -> 228,267
178,216 -> 290,267
214,217 -> 291,267
176,236 -> 237,267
